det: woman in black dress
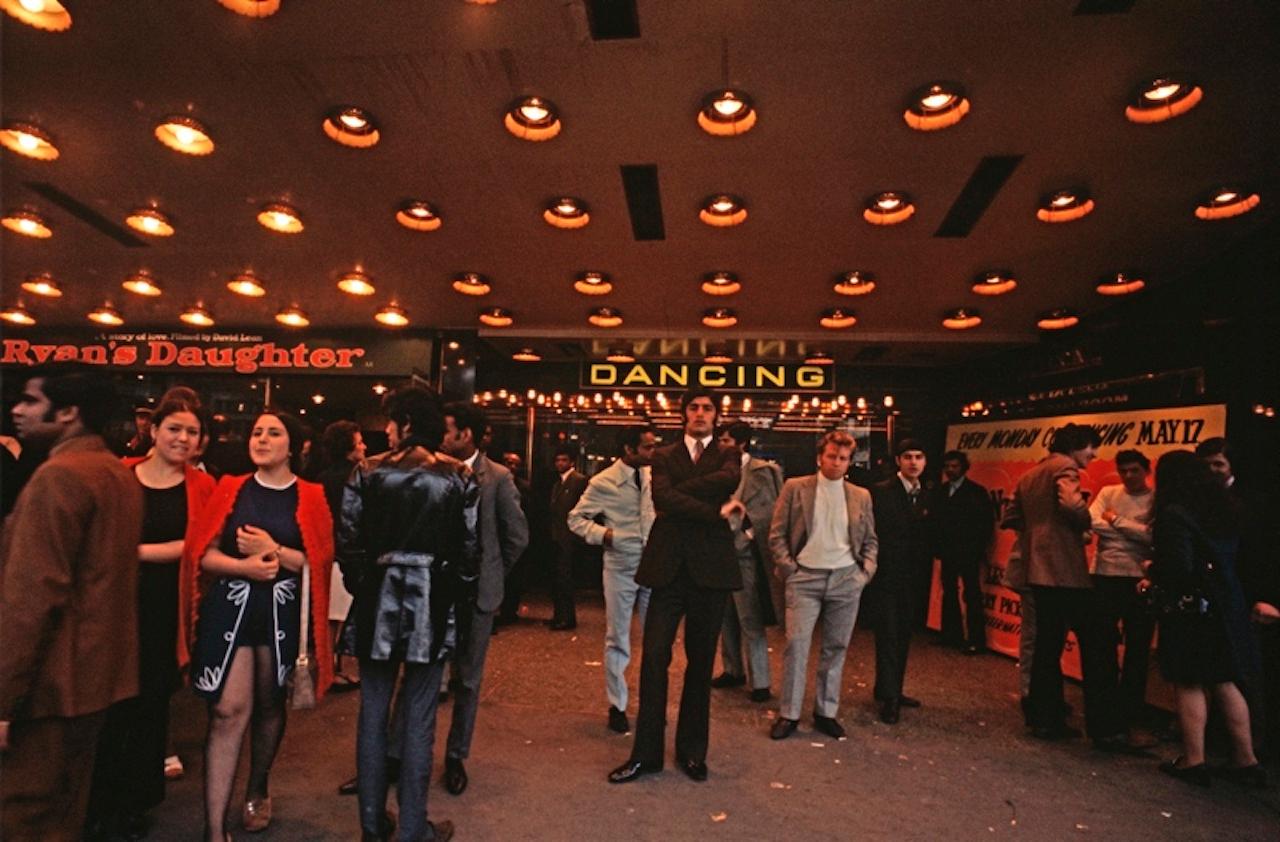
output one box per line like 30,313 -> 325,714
190,411 -> 333,841
1149,450 -> 1263,786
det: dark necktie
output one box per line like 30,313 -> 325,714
908,485 -> 920,511
634,468 -> 642,491
692,440 -> 705,463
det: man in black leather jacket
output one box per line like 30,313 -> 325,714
337,384 -> 477,842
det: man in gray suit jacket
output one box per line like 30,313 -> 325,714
567,427 -> 658,733
439,402 -> 529,794
768,431 -> 878,740
712,422 -> 783,702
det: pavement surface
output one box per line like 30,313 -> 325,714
151,595 -> 1280,840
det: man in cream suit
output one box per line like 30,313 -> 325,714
568,427 -> 658,733
768,430 -> 878,740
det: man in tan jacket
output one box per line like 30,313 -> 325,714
0,370 -> 143,841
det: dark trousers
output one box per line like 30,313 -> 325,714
940,553 -> 986,647
0,710 -> 107,842
872,576 -> 917,702
1093,574 -> 1156,730
446,608 -> 495,760
358,657 -> 446,841
1028,585 -> 1120,740
550,539 -> 578,624
630,565 -> 729,767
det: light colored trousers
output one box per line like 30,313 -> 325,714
720,548 -> 772,689
603,551 -> 650,711
780,563 -> 869,721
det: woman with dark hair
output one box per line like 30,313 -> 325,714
87,395 -> 218,839
188,411 -> 334,841
315,419 -> 366,688
1149,449 -> 1263,787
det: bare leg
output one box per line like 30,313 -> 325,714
203,649 -> 255,842
1173,683 -> 1209,766
245,645 -> 288,802
1212,681 -> 1259,767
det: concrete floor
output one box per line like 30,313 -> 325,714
152,594 -> 1279,841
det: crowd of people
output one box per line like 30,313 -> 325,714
0,369 -> 1275,841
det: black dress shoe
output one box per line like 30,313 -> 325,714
678,757 -> 708,782
1030,724 -> 1082,741
429,819 -> 455,841
338,775 -> 359,796
1159,758 -> 1210,787
813,715 -> 846,739
443,756 -> 468,795
750,687 -> 772,703
879,699 -> 900,724
899,695 -> 922,708
710,672 -> 746,689
608,759 -> 660,784
770,717 -> 798,740
608,705 -> 630,733
547,618 -> 577,631
1220,763 -> 1268,789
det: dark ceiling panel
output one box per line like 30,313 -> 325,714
1074,0 -> 1138,14
586,0 -> 641,40
25,182 -> 149,248
933,156 -> 1024,239
620,165 -> 666,242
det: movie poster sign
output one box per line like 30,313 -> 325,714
0,330 -> 432,377
927,404 -> 1227,679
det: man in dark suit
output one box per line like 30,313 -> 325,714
868,439 -> 933,724
609,389 -> 741,784
439,403 -> 529,795
547,443 -> 588,630
933,450 -> 994,654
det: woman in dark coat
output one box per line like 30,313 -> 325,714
1149,450 -> 1262,787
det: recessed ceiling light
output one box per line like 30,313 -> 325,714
276,305 -> 310,328
605,347 -> 635,363
479,307 -> 514,328
123,272 -> 164,297
21,273 -> 61,297
701,271 -> 741,296
863,192 -> 915,225
1,303 -> 36,325
1125,76 -> 1202,123
452,272 -> 491,296
972,271 -> 1018,296
1095,271 -> 1145,296
375,304 -> 409,327
180,304 -> 215,327
704,348 -> 734,364
505,96 -> 561,141
513,348 -> 542,362
226,272 -> 265,297
574,271 -> 613,295
1036,190 -> 1094,223
904,83 -> 970,131
396,200 -> 442,231
702,307 -> 738,328
543,197 -> 589,229
1194,188 -> 1260,220
819,308 -> 857,329
587,306 -> 623,328
257,202 -> 303,233
0,123 -> 59,160
154,116 -> 214,155
216,0 -> 280,17
1037,308 -> 1079,330
2,209 -> 52,238
942,308 -> 982,330
1,0 -> 72,31
699,194 -> 747,227
126,208 -> 175,237
88,303 -> 124,326
804,350 -> 834,365
833,271 -> 876,296
337,271 -> 376,296
323,106 -> 380,148
698,89 -> 757,136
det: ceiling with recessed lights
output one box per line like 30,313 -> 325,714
2,0 -> 1277,365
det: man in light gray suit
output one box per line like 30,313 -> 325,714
439,402 -> 529,794
767,430 -> 878,740
568,427 -> 658,733
712,422 -> 783,703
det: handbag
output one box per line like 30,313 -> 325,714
289,558 -> 316,709
1142,526 -> 1218,618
